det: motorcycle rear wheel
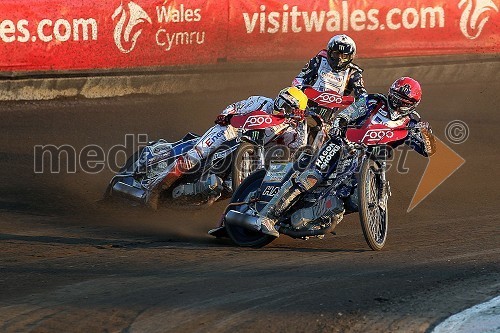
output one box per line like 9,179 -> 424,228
103,149 -> 143,199
225,169 -> 275,248
358,158 -> 388,251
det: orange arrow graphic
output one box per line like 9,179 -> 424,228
407,136 -> 466,212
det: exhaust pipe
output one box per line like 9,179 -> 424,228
112,181 -> 147,203
225,209 -> 341,238
278,223 -> 336,238
225,210 -> 261,232
278,213 -> 342,238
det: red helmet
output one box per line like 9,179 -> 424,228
387,77 -> 422,120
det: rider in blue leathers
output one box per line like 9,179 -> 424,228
257,77 -> 437,237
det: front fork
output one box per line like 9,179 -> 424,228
378,161 -> 391,211
255,145 -> 265,170
239,128 -> 267,170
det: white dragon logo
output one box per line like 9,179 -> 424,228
459,0 -> 498,39
112,0 -> 152,53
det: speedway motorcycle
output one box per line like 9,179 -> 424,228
231,87 -> 354,189
210,111 -> 417,250
104,110 -> 302,209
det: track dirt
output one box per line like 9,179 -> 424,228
0,56 -> 499,332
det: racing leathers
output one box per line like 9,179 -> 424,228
257,93 -> 436,237
332,94 -> 436,157
293,49 -> 367,122
155,96 -> 307,196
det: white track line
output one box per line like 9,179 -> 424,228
432,295 -> 500,333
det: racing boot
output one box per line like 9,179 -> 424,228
146,189 -> 160,210
147,153 -> 200,209
257,169 -> 322,237
160,151 -> 200,189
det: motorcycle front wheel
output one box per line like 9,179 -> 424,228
225,169 -> 275,248
358,158 -> 388,251
232,142 -> 290,191
231,142 -> 261,191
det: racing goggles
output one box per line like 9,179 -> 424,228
274,96 -> 295,114
330,51 -> 353,65
388,90 -> 418,114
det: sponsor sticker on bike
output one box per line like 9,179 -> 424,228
242,115 -> 274,129
264,162 -> 293,182
262,186 -> 280,196
315,143 -> 341,170
315,92 -> 343,104
361,129 -> 395,143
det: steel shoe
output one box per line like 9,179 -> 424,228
259,216 -> 280,237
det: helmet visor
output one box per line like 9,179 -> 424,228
274,97 -> 294,114
329,51 -> 353,68
388,92 -> 417,115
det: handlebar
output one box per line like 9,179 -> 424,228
286,113 -> 305,121
346,124 -> 408,129
346,124 -> 418,131
341,125 -> 420,149
342,137 -> 366,150
275,111 -> 316,121
302,86 -> 354,109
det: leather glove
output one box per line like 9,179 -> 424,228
215,114 -> 233,126
293,108 -> 305,119
415,121 -> 436,156
415,121 -> 432,133
330,117 -> 348,137
294,84 -> 312,91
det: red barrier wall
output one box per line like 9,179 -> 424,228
0,0 -> 498,72
0,0 -> 227,71
228,0 -> 500,61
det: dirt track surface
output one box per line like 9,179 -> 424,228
0,56 -> 499,332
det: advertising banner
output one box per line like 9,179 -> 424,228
227,0 -> 500,61
0,0 -> 227,71
0,0 -> 498,72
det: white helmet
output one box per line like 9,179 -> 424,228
326,34 -> 356,70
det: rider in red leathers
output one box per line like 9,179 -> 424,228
256,77 -> 437,237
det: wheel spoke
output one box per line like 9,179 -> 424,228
366,169 -> 385,243
359,160 -> 388,250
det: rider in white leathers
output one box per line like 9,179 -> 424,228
293,34 -> 367,122
147,87 -> 309,207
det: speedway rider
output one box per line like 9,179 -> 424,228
147,87 -> 309,207
256,77 -> 437,237
293,34 -> 367,122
